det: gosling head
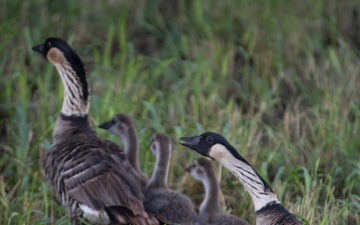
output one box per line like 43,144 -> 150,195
98,114 -> 134,138
185,158 -> 213,182
150,133 -> 171,156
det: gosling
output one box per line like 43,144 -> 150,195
144,133 -> 198,225
186,157 -> 250,225
98,113 -> 148,189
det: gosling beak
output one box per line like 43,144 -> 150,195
98,120 -> 112,130
184,165 -> 192,173
32,43 -> 44,54
179,136 -> 201,151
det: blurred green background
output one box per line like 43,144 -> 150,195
0,0 -> 359,224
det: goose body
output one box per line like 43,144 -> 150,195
144,133 -> 198,225
99,114 -> 148,189
32,38 -> 158,225
180,132 -> 302,225
185,158 -> 250,225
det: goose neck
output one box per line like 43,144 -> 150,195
54,62 -> 89,117
52,114 -> 95,142
123,130 -> 141,171
148,147 -> 170,189
211,146 -> 279,211
199,171 -> 221,215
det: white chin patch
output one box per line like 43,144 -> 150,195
208,143 -> 280,211
208,144 -> 231,161
79,204 -> 110,225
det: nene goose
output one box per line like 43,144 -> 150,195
185,158 -> 250,225
144,133 -> 198,225
32,37 -> 158,225
180,132 -> 302,225
98,113 -> 148,189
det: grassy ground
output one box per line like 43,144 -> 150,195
1,0 -> 360,224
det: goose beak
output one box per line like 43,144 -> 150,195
32,43 -> 44,54
98,120 -> 112,130
184,165 -> 192,173
179,136 -> 201,151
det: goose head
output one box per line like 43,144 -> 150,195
32,37 -> 84,67
179,132 -> 251,166
98,114 -> 133,138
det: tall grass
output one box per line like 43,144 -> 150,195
1,0 -> 359,224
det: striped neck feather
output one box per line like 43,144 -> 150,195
209,143 -> 279,211
54,62 -> 89,117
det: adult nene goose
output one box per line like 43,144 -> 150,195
32,37 -> 158,225
180,132 -> 302,225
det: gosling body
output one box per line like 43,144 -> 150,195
144,133 -> 198,225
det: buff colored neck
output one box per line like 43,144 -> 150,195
209,144 -> 279,211
48,47 -> 89,117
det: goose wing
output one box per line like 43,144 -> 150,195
56,140 -> 147,217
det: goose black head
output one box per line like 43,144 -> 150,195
32,37 -> 80,64
179,132 -> 229,157
179,132 -> 252,166
180,132 -> 275,195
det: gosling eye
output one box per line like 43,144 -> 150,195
206,136 -> 213,143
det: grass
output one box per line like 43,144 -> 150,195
1,0 -> 359,224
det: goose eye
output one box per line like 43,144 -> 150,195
206,136 -> 213,143
46,41 -> 52,48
